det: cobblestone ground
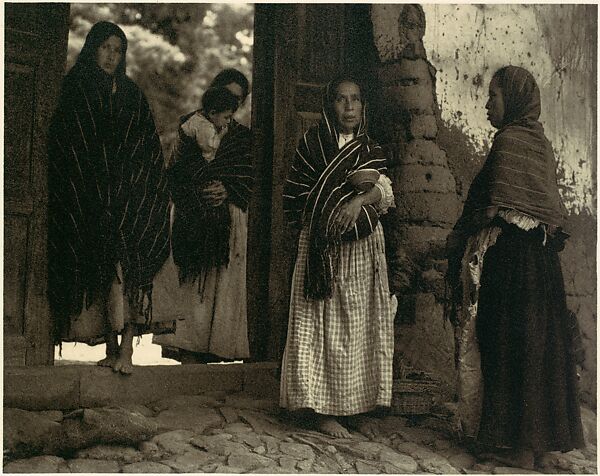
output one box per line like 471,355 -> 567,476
4,391 -> 597,474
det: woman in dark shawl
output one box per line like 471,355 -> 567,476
280,76 -> 397,438
48,21 -> 172,374
446,65 -> 584,468
153,69 -> 255,363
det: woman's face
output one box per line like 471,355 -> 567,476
225,82 -> 244,108
333,81 -> 362,134
96,35 -> 122,76
486,77 -> 504,129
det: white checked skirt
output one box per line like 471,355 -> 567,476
280,223 -> 397,416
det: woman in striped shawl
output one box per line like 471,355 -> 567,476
446,66 -> 584,468
153,69 -> 254,363
280,77 -> 397,438
48,22 -> 172,374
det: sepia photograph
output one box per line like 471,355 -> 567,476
3,2 -> 597,473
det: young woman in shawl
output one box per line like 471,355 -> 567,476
446,65 -> 584,468
152,69 -> 254,363
280,76 -> 397,439
48,22 -> 172,374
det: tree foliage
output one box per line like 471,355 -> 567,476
68,3 -> 254,154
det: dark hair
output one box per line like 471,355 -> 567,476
201,86 -> 239,114
73,21 -> 128,77
209,68 -> 250,102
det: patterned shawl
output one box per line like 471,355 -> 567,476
168,116 -> 254,290
455,66 -> 567,234
48,22 -> 171,343
284,80 -> 387,300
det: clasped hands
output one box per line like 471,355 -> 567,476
201,180 -> 228,207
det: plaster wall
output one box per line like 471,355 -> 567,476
422,4 -> 596,212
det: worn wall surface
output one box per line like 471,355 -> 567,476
422,4 -> 597,212
371,4 -> 597,408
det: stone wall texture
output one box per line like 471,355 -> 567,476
371,4 -> 597,407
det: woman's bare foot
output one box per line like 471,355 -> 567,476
98,331 -> 119,367
112,349 -> 134,375
345,414 -> 380,439
316,415 -> 352,439
97,354 -> 119,367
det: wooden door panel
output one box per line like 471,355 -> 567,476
4,3 -> 70,366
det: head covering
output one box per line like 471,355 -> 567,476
283,76 -> 386,300
72,21 -> 128,78
494,65 -> 542,127
451,65 -> 567,243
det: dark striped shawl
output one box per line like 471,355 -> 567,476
168,115 -> 254,290
284,116 -> 386,300
455,120 -> 566,234
48,67 -> 171,343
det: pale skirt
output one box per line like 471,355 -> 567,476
152,203 -> 249,359
280,223 -> 397,415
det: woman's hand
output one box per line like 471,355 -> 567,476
332,196 -> 364,235
201,180 -> 228,207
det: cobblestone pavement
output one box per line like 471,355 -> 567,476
4,391 -> 597,473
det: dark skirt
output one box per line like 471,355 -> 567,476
476,223 -> 584,453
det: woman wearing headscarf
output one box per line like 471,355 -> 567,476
153,69 -> 254,363
446,65 -> 584,468
280,76 -> 397,438
48,21 -> 172,374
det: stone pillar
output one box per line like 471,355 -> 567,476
371,4 -> 460,394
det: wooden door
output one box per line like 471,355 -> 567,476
4,4 -> 70,365
248,4 -> 376,361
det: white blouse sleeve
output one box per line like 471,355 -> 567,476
374,174 -> 395,214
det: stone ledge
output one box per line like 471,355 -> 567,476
5,363 -> 279,411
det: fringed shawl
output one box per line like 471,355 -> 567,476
169,116 -> 254,290
48,39 -> 170,343
284,81 -> 387,300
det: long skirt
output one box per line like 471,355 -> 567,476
280,223 -> 397,416
152,204 -> 249,359
476,223 -> 584,452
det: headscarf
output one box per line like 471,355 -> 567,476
48,22 -> 171,342
71,21 -> 127,77
454,65 -> 567,235
284,77 -> 387,300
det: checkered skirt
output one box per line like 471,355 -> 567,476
280,223 -> 397,415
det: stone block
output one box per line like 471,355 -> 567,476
383,83 -> 435,115
4,366 -> 81,410
396,225 -> 452,245
390,163 -> 456,194
67,458 -> 121,473
121,461 -> 173,473
410,114 -> 438,139
80,364 -> 243,407
3,455 -> 66,473
4,408 -> 62,457
242,363 -> 280,399
401,139 -> 449,166
75,444 -> 143,463
393,192 -> 460,224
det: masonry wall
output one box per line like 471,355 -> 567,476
371,4 -> 597,407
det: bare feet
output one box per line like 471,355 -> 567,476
97,355 -> 119,368
316,415 -> 352,439
346,414 -> 380,439
97,331 -> 119,368
112,349 -> 133,375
